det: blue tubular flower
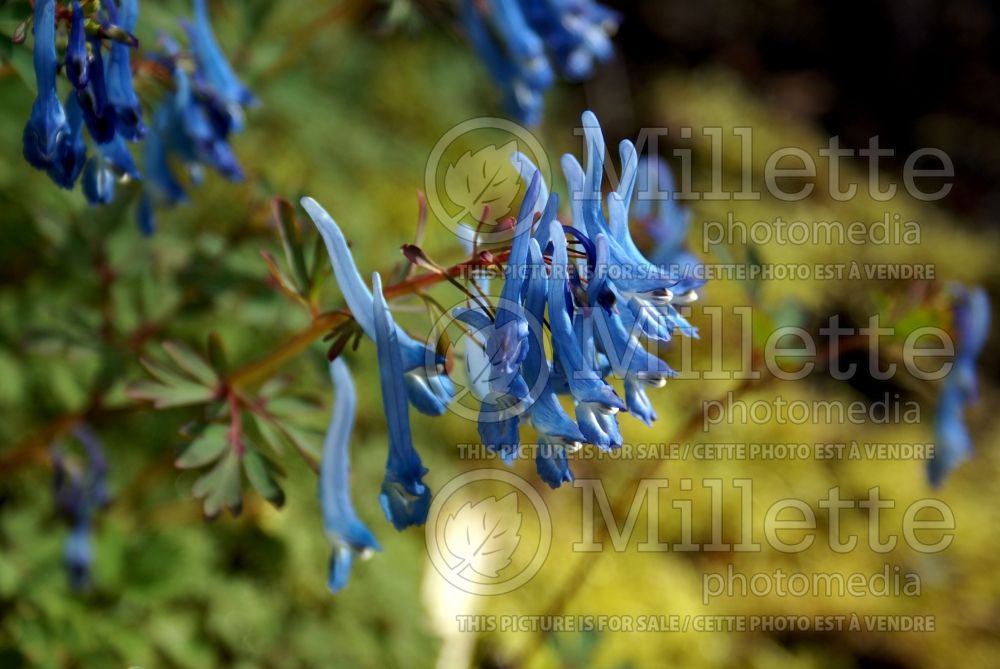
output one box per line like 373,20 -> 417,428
634,157 -> 702,294
546,220 -> 625,424
82,157 -> 116,205
45,94 -> 88,190
462,0 -> 617,124
77,37 -> 118,145
462,0 -> 552,125
589,233 -> 675,384
23,0 -> 69,172
929,285 -> 991,486
523,237 -> 583,486
98,133 -> 140,181
485,171 -> 541,406
493,171 -> 542,352
186,0 -> 256,124
522,0 -> 618,80
52,425 -> 110,590
65,0 -> 90,90
143,104 -> 189,206
320,358 -> 381,592
929,383 -> 972,488
63,524 -> 93,590
536,441 -> 574,489
171,67 -> 244,181
372,272 -> 432,530
104,0 -> 146,140
302,197 -> 455,416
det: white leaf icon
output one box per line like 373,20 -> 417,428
443,493 -> 522,579
444,141 -> 519,223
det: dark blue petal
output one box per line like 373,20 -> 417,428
372,272 -> 432,530
536,442 -> 574,489
23,0 -> 69,172
65,0 -> 90,90
82,157 -> 116,205
187,0 -> 257,115
320,359 -> 380,592
45,94 -> 88,190
77,38 -> 118,145
104,0 -> 146,140
929,383 -> 972,487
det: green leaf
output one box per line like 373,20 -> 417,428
192,451 -> 243,519
250,412 -> 287,455
162,341 -> 218,387
175,424 -> 230,469
127,379 -> 217,409
242,449 -> 285,509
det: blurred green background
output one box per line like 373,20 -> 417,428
0,1 -> 998,668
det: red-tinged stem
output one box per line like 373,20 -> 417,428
226,249 -> 509,389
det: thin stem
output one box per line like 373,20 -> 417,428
226,249 -> 509,390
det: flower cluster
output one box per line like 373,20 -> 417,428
23,0 -> 143,199
930,284 -> 990,486
18,0 -> 253,234
137,0 -> 255,234
461,0 -> 619,125
303,111 -> 703,590
51,425 -> 111,590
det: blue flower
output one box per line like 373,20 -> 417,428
546,220 -> 625,414
22,0 -> 70,173
465,172 -> 546,460
77,36 -> 118,145
82,156 -> 116,205
45,93 -> 88,190
929,285 -> 990,486
372,272 -> 432,530
634,157 -> 702,294
185,0 -> 257,128
104,0 -> 146,140
462,0 -> 617,125
136,13 -> 255,233
65,0 -> 90,90
302,197 -> 456,416
320,358 -> 381,593
523,236 -> 583,486
51,424 -> 110,590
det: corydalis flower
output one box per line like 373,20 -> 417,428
105,0 -> 146,140
185,0 -> 257,125
138,2 -> 254,234
929,285 -> 990,486
21,0 -> 143,204
23,0 -> 70,176
462,0 -> 618,125
472,172 -> 543,460
52,425 -> 111,590
320,358 -> 380,593
302,197 -> 456,416
372,272 -> 432,530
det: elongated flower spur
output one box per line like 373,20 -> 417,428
929,285 -> 990,486
461,0 -> 619,124
51,425 -> 111,590
320,359 -> 380,592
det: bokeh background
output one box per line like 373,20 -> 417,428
0,1 -> 998,668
